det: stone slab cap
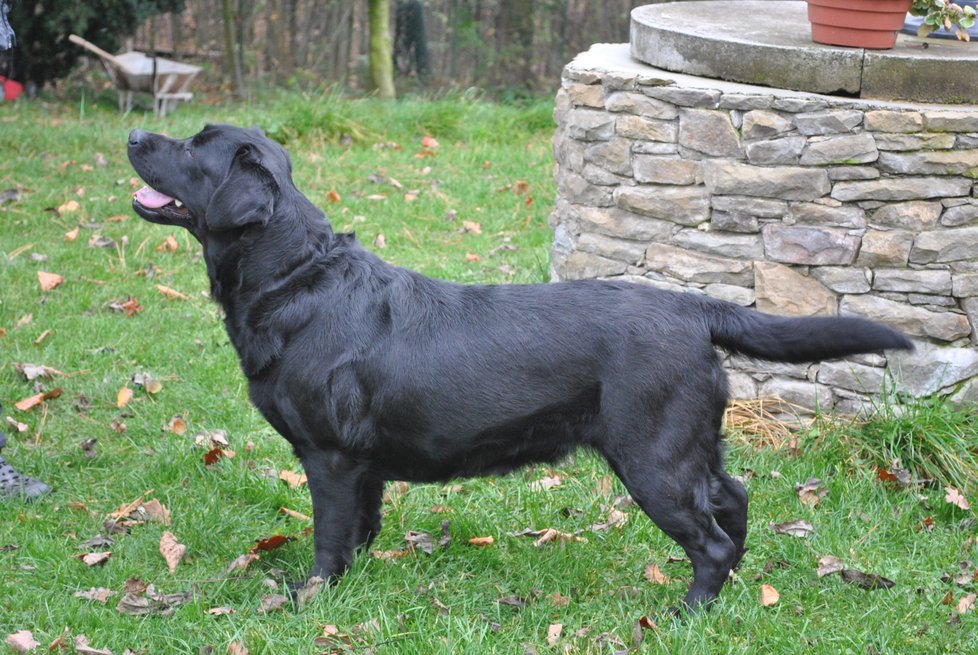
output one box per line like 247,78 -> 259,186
630,1 -> 978,104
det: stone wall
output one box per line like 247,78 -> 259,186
550,44 -> 978,414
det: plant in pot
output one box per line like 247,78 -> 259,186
909,0 -> 977,40
807,0 -> 976,49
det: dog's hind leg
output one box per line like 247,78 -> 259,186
298,448 -> 371,582
352,472 -> 384,553
710,463 -> 748,570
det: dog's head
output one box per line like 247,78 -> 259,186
127,124 -> 292,240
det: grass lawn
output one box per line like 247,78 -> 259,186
1,89 -> 976,654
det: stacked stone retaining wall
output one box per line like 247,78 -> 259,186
550,44 -> 978,414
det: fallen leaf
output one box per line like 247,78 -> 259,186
37,271 -> 64,291
372,549 -> 409,560
497,594 -> 527,608
816,555 -> 845,577
945,486 -> 971,511
421,135 -> 439,149
4,630 -> 39,653
279,470 -> 307,488
251,535 -> 292,553
383,480 -> 409,503
46,628 -> 69,652
109,491 -> 154,520
461,220 -> 482,235
155,235 -> 179,253
116,584 -> 194,616
160,531 -> 187,573
57,200 -> 81,214
468,535 -> 495,547
208,606 -> 236,616
373,233 -> 387,249
73,635 -> 112,655
759,583 -> 780,607
78,551 -> 112,567
33,329 -> 52,346
840,568 -> 895,590
464,252 -> 481,263
769,520 -> 814,538
195,429 -> 230,448
957,592 -> 976,615
108,297 -> 143,317
5,417 -> 28,433
279,507 -> 311,521
643,563 -> 671,585
529,475 -> 562,492
156,284 -> 188,301
877,464 -> 912,487
203,447 -> 226,466
74,587 -> 114,604
325,190 -> 341,203
65,226 -> 80,241
429,504 -> 453,514
116,386 -> 133,408
226,552 -> 260,574
142,499 -> 171,525
405,530 -> 434,555
258,594 -> 290,614
14,388 -> 63,412
14,363 -> 63,381
296,575 -> 325,608
514,528 -> 586,547
546,624 -> 562,647
795,477 -> 827,507
166,415 -> 187,435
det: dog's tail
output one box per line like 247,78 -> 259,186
701,298 -> 914,363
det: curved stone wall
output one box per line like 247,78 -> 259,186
550,44 -> 978,413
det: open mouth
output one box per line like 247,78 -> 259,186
133,185 -> 191,222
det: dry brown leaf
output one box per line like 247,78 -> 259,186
250,535 -> 292,553
816,555 -> 845,577
373,233 -> 387,249
760,584 -> 780,607
464,252 -> 481,263
945,486 -> 971,511
79,551 -> 112,567
73,635 -> 112,655
383,480 -> 409,503
228,640 -> 249,655
957,592 -> 976,614
421,135 -> 439,149
258,594 -> 289,614
840,568 -> 895,590
166,415 -> 187,435
279,507 -> 312,521
109,490 -> 153,520
116,386 -> 133,409
142,499 -> 171,526
279,470 -> 307,488
37,271 -> 64,291
65,226 -> 80,242
325,190 -> 341,203
461,220 -> 482,234
74,587 -> 114,604
226,552 -> 260,574
160,530 -> 187,574
643,563 -> 671,585
429,504 -> 453,514
5,416 -> 28,433
530,528 -> 585,547
14,388 -> 63,412
15,363 -> 64,381
468,535 -> 495,547
546,624 -> 563,647
155,235 -> 179,253
4,630 -> 39,653
156,284 -> 188,301
529,475 -> 562,492
769,519 -> 814,538
371,549 -> 410,560
208,606 -> 236,616
296,575 -> 325,608
795,477 -> 827,507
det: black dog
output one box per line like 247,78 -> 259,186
127,124 -> 912,609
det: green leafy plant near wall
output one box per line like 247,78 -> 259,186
912,0 -> 977,40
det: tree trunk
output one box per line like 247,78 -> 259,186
221,0 -> 245,96
368,0 -> 395,98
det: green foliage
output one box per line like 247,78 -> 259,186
911,0 -> 978,40
7,0 -> 184,89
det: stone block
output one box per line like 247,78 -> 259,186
712,195 -> 788,218
719,94 -> 774,111
889,341 -> 978,396
800,133 -> 878,166
642,86 -> 720,108
671,228 -> 764,259
604,91 -> 679,119
645,243 -> 753,285
704,283 -> 755,306
614,185 -> 710,226
878,150 -> 978,176
754,261 -> 837,316
632,155 -> 700,185
794,110 -> 862,135
910,226 -> 978,264
558,171 -> 614,206
855,229 -> 914,267
828,166 -> 880,181
873,133 -> 955,151
703,161 -> 831,200
572,204 -> 677,242
615,115 -> 677,142
711,211 -> 759,233
745,136 -> 806,165
741,110 -> 794,140
759,378 -> 834,411
811,266 -> 872,294
952,272 -> 978,297
679,109 -> 741,158
787,202 -> 866,228
581,163 -> 632,186
577,232 -> 648,264
632,141 -> 678,155
566,83 -> 605,108
584,139 -> 632,176
556,251 -> 628,280
841,294 -> 973,342
863,110 -> 923,133
726,371 -> 758,400
873,269 -> 952,294
923,111 -> 978,132
762,224 -> 860,265
553,136 -> 585,172
817,361 -> 888,394
563,109 -> 616,141
941,200 -> 978,227
869,201 -> 942,230
831,177 -> 972,202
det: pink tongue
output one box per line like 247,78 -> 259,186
134,185 -> 176,209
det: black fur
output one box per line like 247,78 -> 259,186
127,124 -> 913,609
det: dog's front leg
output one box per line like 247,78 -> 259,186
298,448 -> 370,583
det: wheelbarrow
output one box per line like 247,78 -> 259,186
68,34 -> 201,117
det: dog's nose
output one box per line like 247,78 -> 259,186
128,129 -> 146,147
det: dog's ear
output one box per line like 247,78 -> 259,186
205,143 -> 277,231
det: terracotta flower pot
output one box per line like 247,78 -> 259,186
806,0 -> 913,49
